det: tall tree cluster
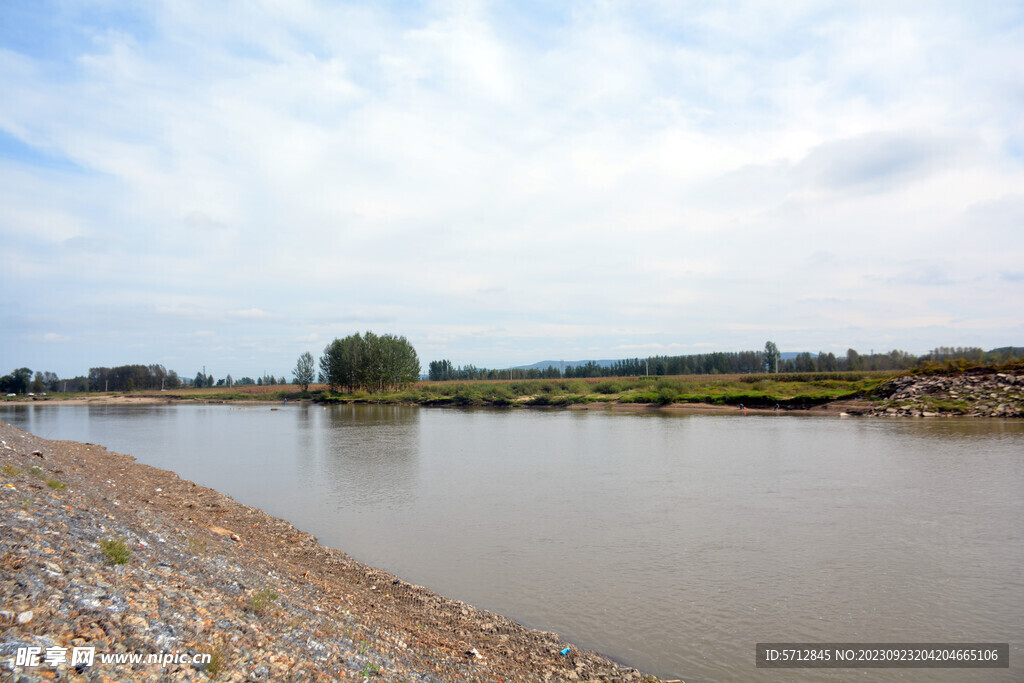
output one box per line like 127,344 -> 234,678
89,365 -> 180,391
0,368 -> 34,394
319,332 -> 420,393
427,359 -> 455,381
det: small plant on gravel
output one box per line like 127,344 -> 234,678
186,535 -> 208,554
29,465 -> 43,477
247,587 -> 278,614
359,662 -> 381,677
1,463 -> 20,476
18,496 -> 32,510
46,478 -> 67,490
204,639 -> 229,679
99,537 -> 132,565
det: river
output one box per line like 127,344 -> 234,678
2,403 -> 1021,681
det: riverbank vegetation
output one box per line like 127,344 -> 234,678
319,372 -> 892,408
35,371 -> 891,409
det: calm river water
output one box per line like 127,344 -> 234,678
2,404 -> 1022,681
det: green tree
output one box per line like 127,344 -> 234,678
428,359 -> 454,381
374,333 -> 420,390
764,341 -> 780,374
293,352 -> 315,392
793,352 -> 815,372
0,368 -> 32,394
320,332 -> 420,393
40,371 -> 60,391
816,351 -> 838,372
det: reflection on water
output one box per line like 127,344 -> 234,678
2,403 -> 1022,681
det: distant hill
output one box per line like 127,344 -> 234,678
512,359 -> 618,372
989,346 -> 1024,357
516,353 -> 821,371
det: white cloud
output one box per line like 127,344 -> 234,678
228,308 -> 274,320
1,1 -> 1023,376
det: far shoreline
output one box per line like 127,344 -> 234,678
1,392 -> 874,415
4,364 -> 1022,418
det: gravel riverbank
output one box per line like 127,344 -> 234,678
0,422 -> 659,683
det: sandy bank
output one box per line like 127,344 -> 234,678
4,396 -> 173,406
0,422 -> 661,682
7,393 -> 865,415
568,399 -> 876,416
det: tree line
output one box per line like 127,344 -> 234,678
426,344 -> 1024,381
0,365 -> 287,393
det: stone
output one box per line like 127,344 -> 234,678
17,610 -> 33,624
123,615 -> 149,630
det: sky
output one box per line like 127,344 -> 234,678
2,1 -> 1023,379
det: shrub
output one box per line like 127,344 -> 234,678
509,381 -> 542,396
485,386 -> 515,405
187,535 -> 208,554
204,639 -> 229,679
453,386 -> 483,406
593,381 -> 621,395
100,537 -> 131,565
421,383 -> 452,396
656,387 -> 677,405
248,587 -> 278,615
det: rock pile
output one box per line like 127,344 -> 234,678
869,372 -> 1024,417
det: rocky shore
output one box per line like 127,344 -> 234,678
863,370 -> 1024,418
0,422 -> 659,683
